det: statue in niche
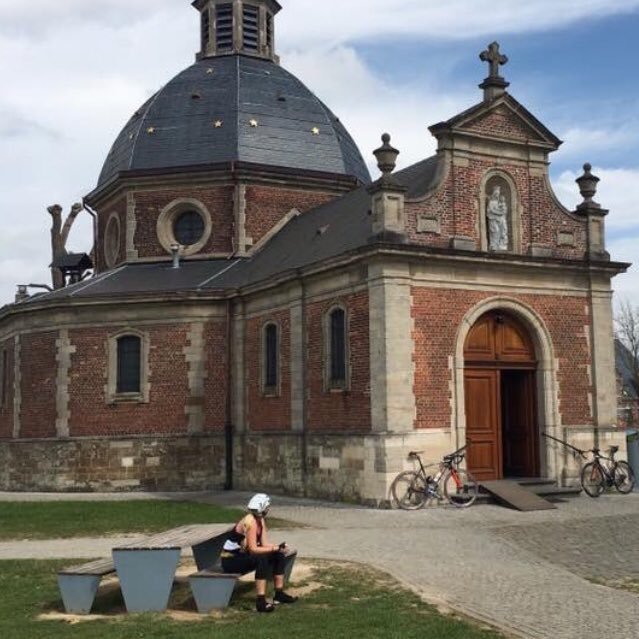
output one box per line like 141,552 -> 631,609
486,184 -> 509,251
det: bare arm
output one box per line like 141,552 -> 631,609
245,518 -> 277,555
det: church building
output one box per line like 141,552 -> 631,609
0,1 -> 629,503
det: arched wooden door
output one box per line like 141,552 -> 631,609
464,312 -> 538,481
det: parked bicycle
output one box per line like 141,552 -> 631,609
581,445 -> 636,498
391,445 -> 478,510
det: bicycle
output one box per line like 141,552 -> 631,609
580,445 -> 636,498
391,445 -> 478,510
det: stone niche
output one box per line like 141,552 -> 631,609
480,172 -> 521,254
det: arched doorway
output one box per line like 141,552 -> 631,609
464,311 -> 539,481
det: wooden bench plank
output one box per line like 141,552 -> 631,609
59,558 -> 115,576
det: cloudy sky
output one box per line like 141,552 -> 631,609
1,0 -> 638,309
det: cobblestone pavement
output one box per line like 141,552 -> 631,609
1,491 -> 639,638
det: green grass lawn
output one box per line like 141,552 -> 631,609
0,559 -> 505,639
0,501 -> 258,540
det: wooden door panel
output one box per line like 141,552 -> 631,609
465,370 -> 501,481
497,317 -> 536,363
464,316 -> 495,361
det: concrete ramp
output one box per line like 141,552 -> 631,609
480,480 -> 557,511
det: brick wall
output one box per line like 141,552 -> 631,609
20,333 -> 57,438
67,324 -> 192,436
245,185 -> 334,247
202,320 -> 229,432
412,288 -> 592,430
306,291 -> 371,432
245,309 -> 291,431
0,340 -> 14,439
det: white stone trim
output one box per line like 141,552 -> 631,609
183,322 -> 208,433
55,329 -> 76,438
105,329 -> 150,404
156,198 -> 213,257
452,296 -> 561,480
125,192 -> 139,261
12,335 -> 20,439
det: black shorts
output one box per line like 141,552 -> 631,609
221,551 -> 286,580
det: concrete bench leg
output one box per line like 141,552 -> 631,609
113,548 -> 181,613
58,574 -> 101,615
189,575 -> 238,612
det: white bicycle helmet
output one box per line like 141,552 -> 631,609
247,493 -> 271,515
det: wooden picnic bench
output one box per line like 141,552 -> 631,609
57,523 -> 297,615
112,523 -> 233,613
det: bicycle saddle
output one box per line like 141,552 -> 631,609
408,450 -> 425,457
609,445 -> 619,454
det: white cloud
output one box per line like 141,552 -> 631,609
279,0 -> 639,47
553,167 -> 639,232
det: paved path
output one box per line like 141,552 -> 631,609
2,491 -> 639,638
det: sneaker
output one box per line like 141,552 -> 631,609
256,598 -> 275,613
274,591 -> 298,604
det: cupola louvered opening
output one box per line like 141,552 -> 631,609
266,12 -> 273,50
242,4 -> 259,52
201,7 -> 211,50
216,3 -> 233,52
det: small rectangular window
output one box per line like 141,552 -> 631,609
216,3 -> 233,51
117,336 -> 141,394
264,324 -> 278,391
242,4 -> 259,53
330,309 -> 347,384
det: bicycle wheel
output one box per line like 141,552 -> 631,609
443,468 -> 478,508
581,462 -> 605,498
613,461 -> 636,494
391,471 -> 427,510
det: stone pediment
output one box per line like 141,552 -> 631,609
430,94 -> 562,151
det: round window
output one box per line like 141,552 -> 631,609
173,210 -> 205,246
104,214 -> 120,267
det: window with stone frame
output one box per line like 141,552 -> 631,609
201,6 -> 211,51
242,4 -> 259,53
107,330 -> 150,403
326,306 -> 349,390
263,322 -> 279,394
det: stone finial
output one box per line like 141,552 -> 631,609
479,41 -> 510,101
15,285 -> 29,303
373,133 -> 400,181
576,163 -> 601,209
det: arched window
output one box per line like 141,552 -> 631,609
263,322 -> 279,393
328,307 -> 347,387
116,335 -> 141,394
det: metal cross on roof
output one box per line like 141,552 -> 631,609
480,42 -> 508,80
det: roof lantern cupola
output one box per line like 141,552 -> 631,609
192,0 -> 281,62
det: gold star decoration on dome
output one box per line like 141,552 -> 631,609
146,127 -> 155,134
214,120 -> 223,128
311,127 -> 320,136
206,68 -> 214,75
129,133 -> 134,140
249,118 -> 259,127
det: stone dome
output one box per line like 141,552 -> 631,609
97,55 -> 371,190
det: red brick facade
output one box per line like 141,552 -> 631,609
0,339 -> 14,439
245,185 -> 334,247
412,288 -> 593,430
306,292 -> 371,432
246,309 -> 291,431
19,333 -> 57,439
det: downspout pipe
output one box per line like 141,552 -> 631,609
82,200 -> 98,271
224,298 -> 234,490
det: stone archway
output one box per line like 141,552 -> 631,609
464,311 -> 538,480
452,298 -> 561,482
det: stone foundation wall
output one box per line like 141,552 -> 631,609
0,435 -> 226,492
